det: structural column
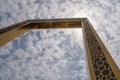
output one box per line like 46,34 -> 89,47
82,18 -> 120,80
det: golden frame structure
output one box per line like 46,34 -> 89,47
0,18 -> 120,80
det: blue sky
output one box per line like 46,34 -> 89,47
0,0 -> 120,80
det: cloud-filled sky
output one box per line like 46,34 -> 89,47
0,0 -> 120,80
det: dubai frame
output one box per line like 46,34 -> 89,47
0,18 -> 120,80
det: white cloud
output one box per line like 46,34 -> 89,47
0,0 -> 120,80
0,29 -> 87,80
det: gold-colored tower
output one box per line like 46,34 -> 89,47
0,18 -> 120,80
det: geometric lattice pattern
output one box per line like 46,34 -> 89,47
84,20 -> 116,80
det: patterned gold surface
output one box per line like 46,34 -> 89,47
83,20 -> 116,80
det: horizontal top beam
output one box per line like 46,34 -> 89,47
0,18 -> 86,34
0,18 -> 86,46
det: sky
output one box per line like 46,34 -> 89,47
0,0 -> 120,80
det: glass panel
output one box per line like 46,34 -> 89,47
0,29 -> 88,80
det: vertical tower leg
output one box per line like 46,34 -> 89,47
82,19 -> 120,80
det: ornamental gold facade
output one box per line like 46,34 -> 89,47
0,18 -> 120,80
